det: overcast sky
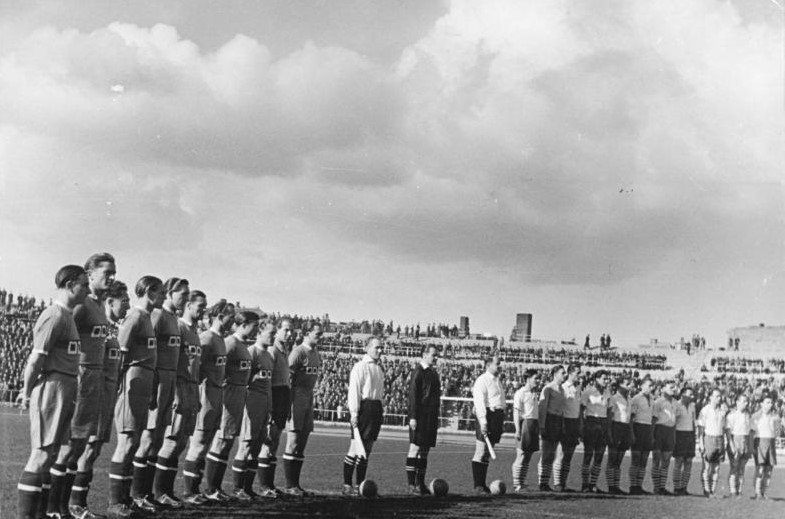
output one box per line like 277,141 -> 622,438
0,0 -> 782,347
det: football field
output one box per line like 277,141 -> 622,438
1,409 -> 782,518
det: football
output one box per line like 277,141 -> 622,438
359,479 -> 378,498
489,480 -> 506,496
429,478 -> 449,496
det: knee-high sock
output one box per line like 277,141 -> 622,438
257,456 -> 276,489
182,459 -> 201,496
581,457 -> 591,488
47,463 -> 67,514
672,462 -> 683,491
681,460 -> 692,492
204,452 -> 228,493
355,456 -> 369,484
590,460 -> 602,487
606,466 -> 615,489
343,455 -> 357,485
18,471 -> 42,519
472,461 -> 489,488
231,459 -> 247,491
283,453 -> 304,488
244,459 -> 258,493
701,462 -> 710,493
512,458 -> 523,488
405,457 -> 417,486
108,462 -> 126,505
60,465 -> 77,512
153,456 -> 178,498
538,456 -> 552,487
130,457 -> 148,499
70,469 -> 92,507
415,456 -> 428,488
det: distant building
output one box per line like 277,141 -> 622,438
727,324 -> 785,355
459,316 -> 470,339
511,313 -> 533,342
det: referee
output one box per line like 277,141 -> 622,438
342,337 -> 385,495
405,344 -> 441,495
471,356 -> 506,494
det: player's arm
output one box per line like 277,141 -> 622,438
18,313 -> 58,407
605,398 -> 613,440
348,363 -> 362,428
696,409 -> 706,453
538,386 -> 549,433
629,397 -> 638,445
408,368 -> 422,430
513,392 -> 522,440
724,415 -> 734,456
473,377 -> 489,434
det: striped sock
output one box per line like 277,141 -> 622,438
130,457 -> 148,499
590,462 -> 601,487
70,470 -> 91,507
205,453 -> 227,493
710,464 -> 719,493
512,459 -> 523,488
581,461 -> 591,488
47,463 -> 67,514
405,457 -> 417,486
355,457 -> 369,484
60,465 -> 77,512
343,455 -> 357,485
606,466 -> 615,489
109,462 -> 127,505
673,464 -> 682,491
553,459 -> 562,487
182,459 -> 201,496
245,459 -> 258,493
18,471 -> 42,519
232,459 -> 247,491
614,464 -> 621,489
702,463 -> 710,493
538,459 -> 552,486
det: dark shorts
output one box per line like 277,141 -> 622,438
674,430 -> 696,458
30,372 -> 77,449
351,400 -> 383,442
71,367 -> 103,439
146,369 -> 176,431
474,409 -> 505,444
196,383 -> 222,432
632,423 -> 653,452
541,413 -> 563,443
702,434 -> 723,463
166,379 -> 199,439
753,438 -> 777,467
410,407 -> 439,447
217,384 -> 247,440
519,418 -> 540,453
94,377 -> 119,443
583,416 -> 608,451
115,366 -> 154,434
240,390 -> 270,442
609,422 -> 631,452
288,390 -> 315,433
653,424 -> 675,452
271,386 -> 291,429
562,417 -> 581,448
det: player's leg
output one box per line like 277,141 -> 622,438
130,429 -> 156,502
538,439 -> 557,490
589,441 -> 606,491
258,424 -> 282,495
343,435 -> 359,494
70,439 -> 102,512
735,455 -> 748,497
415,446 -> 431,493
283,426 -> 312,495
406,444 -> 421,491
355,439 -> 375,486
660,451 -> 673,495
19,446 -> 55,519
556,443 -> 577,491
580,431 -> 595,491
672,456 -> 683,494
512,448 -> 526,491
471,440 -> 491,493
182,429 -> 213,502
204,436 -> 234,500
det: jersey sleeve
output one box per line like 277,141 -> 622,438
348,363 -> 362,417
408,368 -> 421,418
118,312 -> 138,352
32,311 -> 60,355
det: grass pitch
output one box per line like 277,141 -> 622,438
1,409 -> 781,518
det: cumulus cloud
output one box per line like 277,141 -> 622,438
0,0 -> 781,300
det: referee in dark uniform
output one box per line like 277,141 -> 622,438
471,356 -> 506,494
405,344 -> 441,495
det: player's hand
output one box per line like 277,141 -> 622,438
698,442 -> 705,454
149,397 -> 158,411
481,422 -> 488,436
350,416 -> 359,428
515,431 -> 521,441
16,393 -> 29,411
409,419 -> 417,431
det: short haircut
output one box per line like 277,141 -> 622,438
134,276 -> 163,298
523,369 -> 539,381
189,290 -> 206,302
551,364 -> 565,378
234,310 -> 260,326
485,355 -> 500,367
55,265 -> 86,289
366,336 -> 382,348
567,363 -> 581,375
163,277 -> 189,294
310,323 -> 323,333
278,318 -> 292,329
84,252 -> 115,272
679,385 -> 694,397
209,299 -> 230,318
106,280 -> 128,300
615,374 -> 632,387
421,344 -> 438,356
593,369 -> 609,381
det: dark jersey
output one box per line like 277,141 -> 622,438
103,321 -> 121,383
151,307 -> 180,371
118,306 -> 156,369
224,334 -> 251,386
32,302 -> 81,377
289,344 -> 321,395
408,363 -> 441,417
199,329 -> 226,387
73,295 -> 109,369
270,342 -> 290,388
177,318 -> 202,383
248,345 -> 274,394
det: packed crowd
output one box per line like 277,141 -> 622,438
0,290 -> 44,402
708,356 -> 785,375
